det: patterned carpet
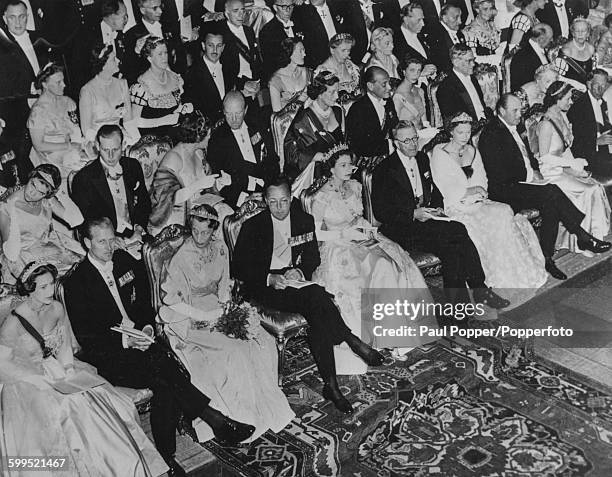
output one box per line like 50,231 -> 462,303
202,336 -> 612,477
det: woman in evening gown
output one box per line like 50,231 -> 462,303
430,112 -> 547,293
0,165 -> 83,282
310,146 -> 438,373
284,71 -> 345,181
269,38 -> 311,112
130,37 -> 193,140
0,262 -> 167,476
536,81 -> 611,254
159,204 -> 294,442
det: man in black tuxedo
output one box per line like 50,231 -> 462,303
1,0 -> 51,180
510,23 -> 553,91
207,91 -> 279,207
479,93 -> 611,280
293,0 -> 345,68
183,24 -> 234,123
69,0 -> 128,96
71,125 -> 151,240
536,0 -> 587,39
436,44 -> 489,121
372,120 -> 509,313
232,176 -> 384,414
394,3 -> 432,66
124,0 -> 186,83
567,70 -> 612,176
347,66 -> 398,160
260,0 -> 300,80
355,0 -> 401,34
218,0 -> 262,87
64,217 -> 255,476
427,4 -> 464,72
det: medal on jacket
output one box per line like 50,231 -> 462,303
118,270 -> 135,287
288,232 -> 314,247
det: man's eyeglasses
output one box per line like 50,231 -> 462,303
395,137 -> 418,144
275,4 -> 295,10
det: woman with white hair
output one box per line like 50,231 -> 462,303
519,64 -> 559,107
463,0 -> 502,66
559,18 -> 596,84
364,27 -> 400,83
314,33 -> 362,102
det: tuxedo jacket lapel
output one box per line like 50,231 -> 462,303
201,60 -> 223,103
389,154 -> 416,204
121,158 -> 135,221
92,160 -> 117,219
7,31 -> 36,78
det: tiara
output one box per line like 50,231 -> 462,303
321,143 -> 351,163
450,112 -> 473,125
135,35 -> 164,56
21,259 -> 48,282
189,205 -> 218,221
34,169 -> 56,189
331,33 -> 353,42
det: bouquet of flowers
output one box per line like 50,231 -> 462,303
211,300 -> 261,341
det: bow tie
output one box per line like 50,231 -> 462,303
104,164 -> 123,179
281,20 -> 294,28
553,0 -> 565,6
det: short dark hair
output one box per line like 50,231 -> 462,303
264,175 -> 291,196
513,0 -> 537,9
90,43 -> 115,77
278,37 -> 302,68
96,124 -> 124,144
543,81 -> 574,109
28,164 -> 62,197
35,62 -> 64,90
400,3 -> 422,18
440,3 -> 460,19
400,54 -> 424,72
199,21 -> 225,43
307,71 -> 339,100
587,68 -> 609,83
175,112 -> 212,144
496,92 -> 519,113
100,0 -> 124,18
188,204 -> 219,230
81,217 -> 115,240
392,119 -> 417,139
2,0 -> 27,15
364,65 -> 387,85
320,146 -> 352,177
16,263 -> 58,296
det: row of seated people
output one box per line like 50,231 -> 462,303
0,0 -> 602,183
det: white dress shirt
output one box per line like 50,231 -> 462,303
227,22 -> 253,79
203,56 -> 225,97
499,116 -> 534,182
398,150 -> 423,200
453,69 -> 486,120
123,0 -> 137,32
555,3 -> 570,38
316,3 -> 337,40
232,123 -> 257,164
270,215 -> 292,270
441,22 -> 461,45
588,91 -> 605,126
21,0 -> 35,31
529,39 -> 549,65
100,20 -> 117,46
13,32 -> 40,75
368,92 -> 386,126
278,17 -> 294,38
143,20 -> 163,38
88,254 -> 134,348
402,26 -> 427,59
103,163 -> 132,233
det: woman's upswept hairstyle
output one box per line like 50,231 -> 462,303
543,81 -> 574,109
35,62 -> 64,90
17,262 -> 58,296
307,71 -> 340,100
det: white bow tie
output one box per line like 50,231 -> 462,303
281,20 -> 294,28
553,0 -> 565,7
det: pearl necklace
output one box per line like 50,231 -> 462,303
572,39 -> 587,52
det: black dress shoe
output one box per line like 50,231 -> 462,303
346,336 -> 385,366
322,384 -> 354,414
545,258 -> 567,280
473,288 -> 510,309
213,417 -> 255,446
162,456 -> 186,477
577,236 -> 612,254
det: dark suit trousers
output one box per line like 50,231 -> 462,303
82,342 -> 210,457
490,183 -> 585,258
588,151 -> 612,203
260,284 -> 352,381
411,220 -> 486,291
